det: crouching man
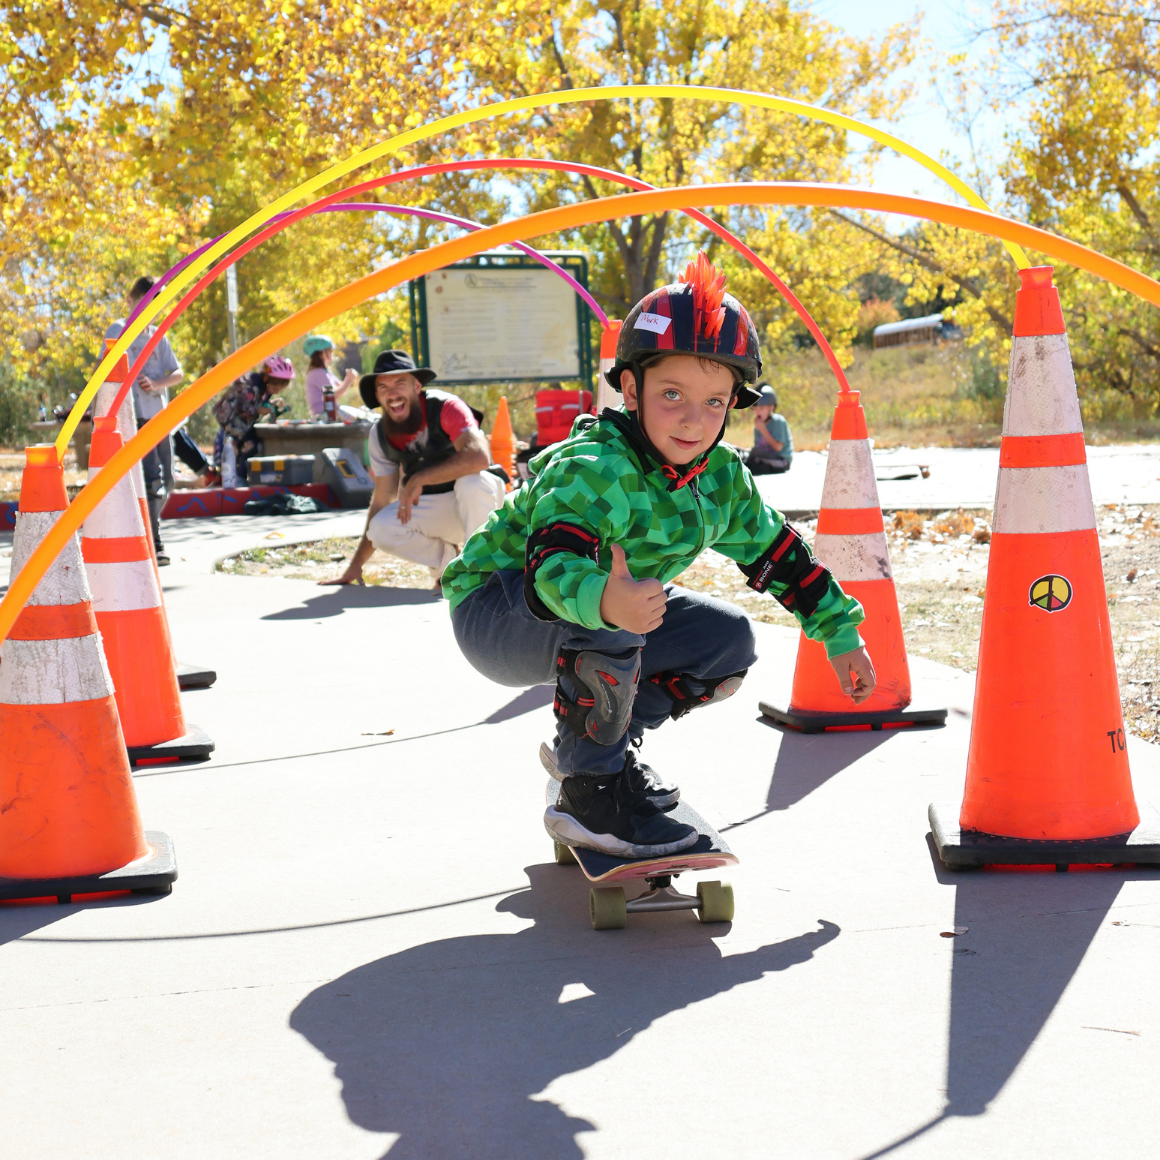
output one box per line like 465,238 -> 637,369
323,350 -> 505,589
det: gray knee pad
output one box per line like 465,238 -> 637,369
649,669 -> 748,721
554,647 -> 641,745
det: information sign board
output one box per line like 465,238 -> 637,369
409,252 -> 592,389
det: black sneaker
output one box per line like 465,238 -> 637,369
540,742 -> 680,809
155,550 -> 171,566
544,763 -> 698,858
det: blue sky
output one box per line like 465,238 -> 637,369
809,0 -> 1009,207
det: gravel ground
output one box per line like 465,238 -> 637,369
222,504 -> 1160,743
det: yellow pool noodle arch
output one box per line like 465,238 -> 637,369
60,83 -> 1031,457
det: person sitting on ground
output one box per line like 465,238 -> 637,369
104,275 -> 184,564
211,355 -> 295,486
747,384 -> 794,474
442,253 -> 876,859
303,335 -> 358,418
322,349 -> 505,590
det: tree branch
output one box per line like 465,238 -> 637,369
829,209 -> 1014,335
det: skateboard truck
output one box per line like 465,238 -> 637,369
626,876 -> 701,914
547,794 -> 738,929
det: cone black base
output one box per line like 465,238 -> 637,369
126,723 -> 215,765
177,661 -> 217,690
0,831 -> 177,903
929,803 -> 1160,869
759,699 -> 947,734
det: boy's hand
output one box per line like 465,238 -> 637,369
600,544 -> 666,634
829,645 -> 876,704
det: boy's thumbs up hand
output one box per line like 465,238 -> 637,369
600,544 -> 667,634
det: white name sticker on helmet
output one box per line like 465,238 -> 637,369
634,312 -> 672,336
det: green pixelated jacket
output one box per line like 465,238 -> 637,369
442,411 -> 864,658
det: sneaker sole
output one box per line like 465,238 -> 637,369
540,741 -> 681,809
543,807 -> 699,859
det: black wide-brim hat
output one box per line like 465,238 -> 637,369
359,349 -> 437,409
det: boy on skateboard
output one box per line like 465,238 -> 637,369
443,254 -> 876,858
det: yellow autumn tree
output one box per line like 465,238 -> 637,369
3,0 -> 917,438
835,0 -> 1160,415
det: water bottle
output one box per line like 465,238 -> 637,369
323,386 -> 337,424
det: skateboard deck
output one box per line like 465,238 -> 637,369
547,779 -> 738,928
570,801 -> 737,883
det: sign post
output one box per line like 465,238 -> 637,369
226,265 -> 239,354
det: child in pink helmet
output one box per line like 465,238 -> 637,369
212,356 -> 295,487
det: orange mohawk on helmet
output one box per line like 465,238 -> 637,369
679,252 -> 728,340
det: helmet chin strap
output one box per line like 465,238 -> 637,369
626,363 -> 738,489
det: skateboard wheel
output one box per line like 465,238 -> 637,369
590,887 -> 627,930
554,841 -> 578,865
696,880 -> 734,923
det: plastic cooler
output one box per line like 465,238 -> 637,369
246,454 -> 316,486
534,389 -> 594,446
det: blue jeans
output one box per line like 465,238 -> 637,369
452,570 -> 757,776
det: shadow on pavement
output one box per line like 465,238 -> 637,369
764,727 -> 892,812
943,862 -> 1124,1117
291,863 -> 840,1160
483,683 -> 554,724
859,846 -> 1129,1158
724,722 -> 891,831
0,892 -> 162,948
261,584 -> 440,620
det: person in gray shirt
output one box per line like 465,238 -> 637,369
104,276 -> 184,564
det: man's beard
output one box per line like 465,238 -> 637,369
381,397 -> 424,436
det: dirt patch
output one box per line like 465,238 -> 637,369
225,504 -> 1160,743
217,535 -> 434,590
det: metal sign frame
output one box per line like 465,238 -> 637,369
408,250 -> 594,391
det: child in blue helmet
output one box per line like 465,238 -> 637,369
303,335 -> 358,418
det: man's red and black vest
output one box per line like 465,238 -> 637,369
373,389 -> 479,496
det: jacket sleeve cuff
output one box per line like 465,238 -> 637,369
575,572 -> 614,630
823,623 -> 863,660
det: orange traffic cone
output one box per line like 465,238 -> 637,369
759,389 -> 946,733
0,444 -> 176,902
596,321 -> 623,413
490,395 -> 515,490
97,340 -> 153,564
82,417 -> 214,765
930,266 -> 1160,868
97,340 -> 216,692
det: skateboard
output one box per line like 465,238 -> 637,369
547,780 -> 737,930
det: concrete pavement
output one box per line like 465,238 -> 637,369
2,547 -> 1160,1158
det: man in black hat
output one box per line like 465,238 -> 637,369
322,350 -> 504,588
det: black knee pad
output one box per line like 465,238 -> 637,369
649,669 -> 748,721
554,647 -> 641,745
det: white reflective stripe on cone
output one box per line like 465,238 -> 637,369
819,440 -> 881,510
86,560 -> 162,611
94,381 -> 149,501
0,635 -> 114,704
1003,334 -> 1083,436
992,466 -> 1097,534
813,532 -> 893,582
95,380 -> 136,446
596,358 -> 616,413
11,512 -> 92,607
83,465 -> 147,539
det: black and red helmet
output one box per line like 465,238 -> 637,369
607,252 -> 763,408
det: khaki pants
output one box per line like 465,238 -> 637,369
368,471 -> 506,579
